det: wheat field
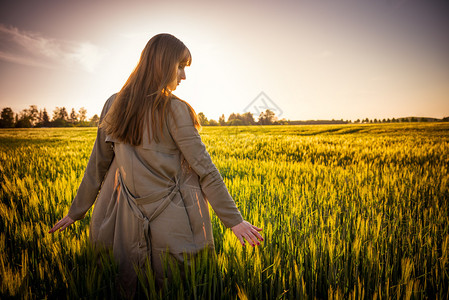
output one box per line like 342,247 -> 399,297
1,123 -> 448,299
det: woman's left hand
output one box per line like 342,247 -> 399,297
48,215 -> 75,233
231,220 -> 264,247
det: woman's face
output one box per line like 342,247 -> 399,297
168,62 -> 186,91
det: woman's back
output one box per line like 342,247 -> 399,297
110,96 -> 182,199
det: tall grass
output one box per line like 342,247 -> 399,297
1,123 -> 448,299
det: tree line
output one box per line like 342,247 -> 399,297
1,105 -> 447,128
0,106 -> 99,128
0,106 -> 280,128
197,111 -> 449,126
198,109 -> 281,126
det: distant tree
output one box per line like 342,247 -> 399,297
411,117 -> 417,122
51,119 -> 68,127
197,112 -> 209,126
38,109 -> 43,124
9,105 -> 39,128
355,119 -> 360,123
15,119 -> 31,128
225,112 -> 255,125
0,107 -> 15,128
279,118 -> 289,125
363,118 -> 369,123
28,105 -> 39,126
70,108 -> 78,124
218,114 -> 226,126
61,107 -> 68,120
79,107 -> 87,123
242,112 -> 255,125
41,109 -> 50,127
15,109 -> 32,128
227,113 -> 238,122
208,119 -> 218,126
266,109 -> 276,124
90,114 -> 100,127
51,107 -> 69,127
419,117 -> 427,122
228,119 -> 244,126
258,109 -> 276,125
53,107 -> 68,121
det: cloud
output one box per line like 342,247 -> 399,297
0,24 -> 103,72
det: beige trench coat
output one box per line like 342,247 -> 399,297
67,94 -> 243,294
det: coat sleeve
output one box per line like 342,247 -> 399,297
167,99 -> 244,228
67,94 -> 116,220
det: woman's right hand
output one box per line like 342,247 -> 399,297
48,215 -> 75,233
231,220 -> 264,247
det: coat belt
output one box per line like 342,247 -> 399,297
115,170 -> 180,261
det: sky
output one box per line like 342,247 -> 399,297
0,0 -> 448,121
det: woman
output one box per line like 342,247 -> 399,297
49,33 -> 263,295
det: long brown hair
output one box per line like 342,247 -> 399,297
100,33 -> 201,145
